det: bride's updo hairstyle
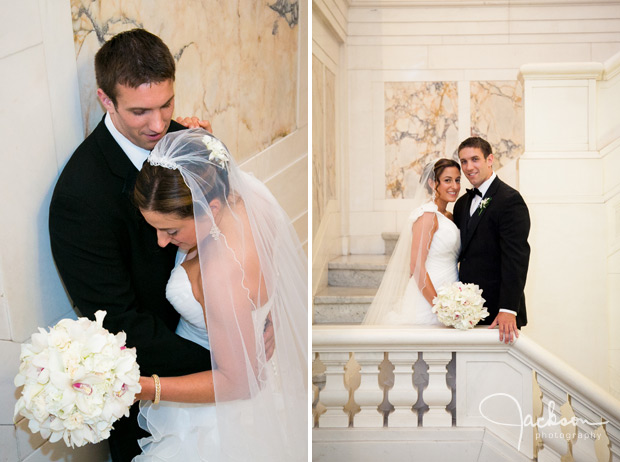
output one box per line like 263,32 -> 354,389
133,129 -> 230,219
421,158 -> 461,195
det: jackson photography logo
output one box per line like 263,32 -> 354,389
478,393 -> 606,450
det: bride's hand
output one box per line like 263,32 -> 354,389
176,116 -> 212,133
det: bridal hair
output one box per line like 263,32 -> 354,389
457,136 -> 493,159
95,28 -> 175,106
133,137 -> 230,219
421,158 -> 461,195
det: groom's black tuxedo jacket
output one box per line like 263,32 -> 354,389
453,176 -> 530,328
49,117 -> 212,461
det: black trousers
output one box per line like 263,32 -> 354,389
108,402 -> 148,461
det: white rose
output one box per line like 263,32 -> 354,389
63,411 -> 84,431
49,327 -> 72,351
28,394 -> 49,422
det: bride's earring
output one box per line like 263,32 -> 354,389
210,223 -> 221,240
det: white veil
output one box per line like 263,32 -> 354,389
146,129 -> 307,461
362,161 -> 439,325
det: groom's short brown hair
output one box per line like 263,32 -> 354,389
95,28 -> 175,106
458,137 -> 493,159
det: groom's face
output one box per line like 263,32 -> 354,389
458,147 -> 494,188
97,79 -> 175,150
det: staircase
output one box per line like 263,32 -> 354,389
313,233 -> 398,324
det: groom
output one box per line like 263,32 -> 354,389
50,29 -> 245,461
453,137 -> 531,344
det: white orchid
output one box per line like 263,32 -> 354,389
202,135 -> 229,168
432,282 -> 489,330
14,310 -> 140,447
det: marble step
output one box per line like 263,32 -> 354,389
313,286 -> 377,324
382,232 -> 399,257
327,254 -> 391,288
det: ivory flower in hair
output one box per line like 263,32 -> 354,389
203,135 -> 229,169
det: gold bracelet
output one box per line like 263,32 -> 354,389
151,374 -> 161,404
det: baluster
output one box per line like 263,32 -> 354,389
532,371 -> 544,458
387,351 -> 418,427
353,351 -> 384,427
593,420 -> 611,462
560,396 -> 577,460
422,351 -> 452,427
318,351 -> 350,427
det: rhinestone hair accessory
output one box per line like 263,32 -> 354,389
147,155 -> 179,170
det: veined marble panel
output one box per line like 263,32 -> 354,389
384,82 -> 459,199
71,0 -> 299,162
471,81 -> 524,169
313,54 -> 325,235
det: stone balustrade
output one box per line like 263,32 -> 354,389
313,326 -> 620,462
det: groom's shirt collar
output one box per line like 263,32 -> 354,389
105,113 -> 150,171
469,171 -> 496,216
478,171 -> 497,198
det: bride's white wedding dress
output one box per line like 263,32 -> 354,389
135,256 -> 277,461
134,129 -> 306,461
368,202 -> 461,325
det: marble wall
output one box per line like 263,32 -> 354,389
0,1 -> 110,460
70,0 -> 308,249
313,55 -> 325,234
384,82 -> 459,199
471,81 -> 524,170
71,0 -> 300,163
384,80 -> 523,199
343,1 -> 620,256
311,3 -> 345,294
313,55 -> 337,232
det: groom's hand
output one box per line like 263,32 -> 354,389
176,116 -> 212,133
489,312 -> 519,344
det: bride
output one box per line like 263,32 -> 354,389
363,158 -> 461,325
131,129 -> 307,461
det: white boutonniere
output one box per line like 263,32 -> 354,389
478,197 -> 492,215
202,135 -> 229,169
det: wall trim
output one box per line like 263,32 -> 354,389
520,62 -> 604,81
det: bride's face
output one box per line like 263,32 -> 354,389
141,210 -> 197,250
434,166 -> 461,202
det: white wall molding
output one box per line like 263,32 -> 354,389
604,49 -> 620,80
313,0 -> 348,44
520,61 -> 604,80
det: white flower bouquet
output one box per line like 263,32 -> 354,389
432,282 -> 489,330
14,310 -> 141,447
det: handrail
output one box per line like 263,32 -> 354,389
313,325 -> 620,425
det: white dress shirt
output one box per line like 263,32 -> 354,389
469,172 -> 496,216
104,113 -> 151,170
